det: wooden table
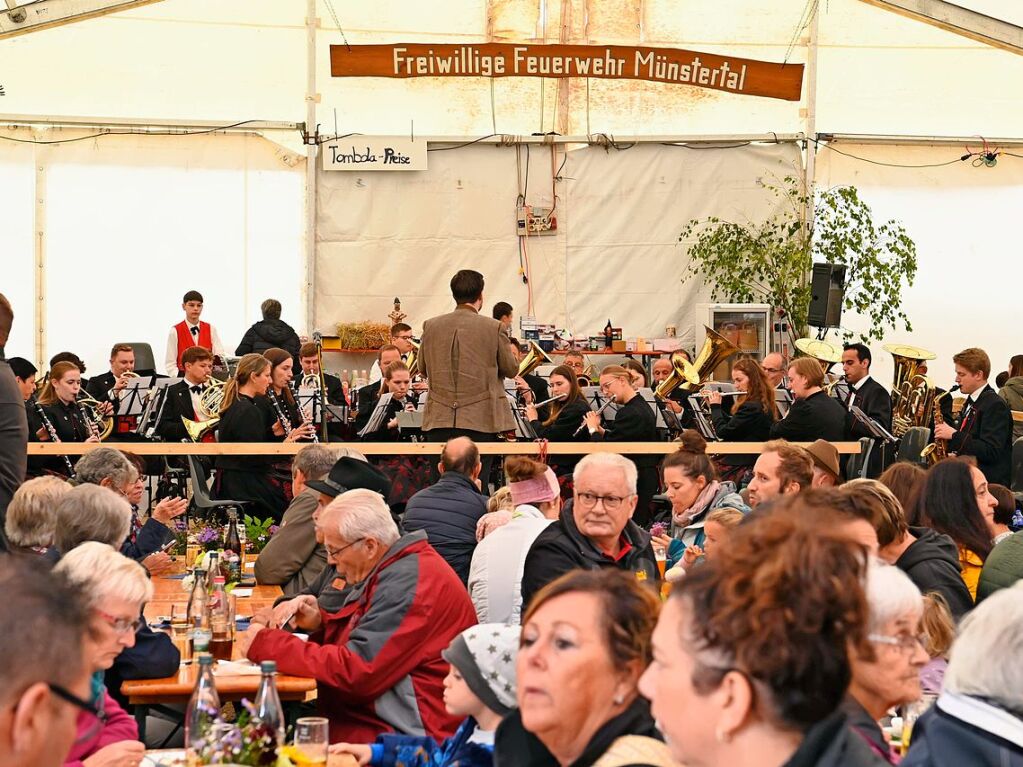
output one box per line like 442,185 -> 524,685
126,573 -> 316,741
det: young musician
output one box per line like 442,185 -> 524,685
355,345 -> 402,435
770,357 -> 847,442
258,347 -> 315,442
33,362 -> 97,444
165,290 -> 226,376
157,346 -> 215,443
936,347 -> 1012,486
525,365 -> 591,494
296,342 -> 345,405
492,301 -> 513,332
369,323 -> 417,384
509,337 -> 550,420
214,354 -> 305,521
840,343 -> 892,476
705,357 -> 777,485
7,357 -> 37,402
359,361 -> 417,442
583,364 -> 660,525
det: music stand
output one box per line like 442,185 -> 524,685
775,388 -> 793,418
136,378 -> 179,438
357,393 -> 394,438
850,406 -> 898,444
116,377 -> 153,417
687,394 -> 720,441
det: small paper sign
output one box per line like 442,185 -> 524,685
322,136 -> 427,172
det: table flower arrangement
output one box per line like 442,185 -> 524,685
243,516 -> 279,554
190,700 -> 290,766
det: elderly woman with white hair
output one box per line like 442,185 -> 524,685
4,475 -> 70,559
55,542 -> 153,767
520,451 -> 659,610
903,580 -> 1023,766
844,561 -> 929,762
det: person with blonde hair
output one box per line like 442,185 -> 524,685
55,543 -> 154,767
770,356 -> 847,442
4,475 -> 70,557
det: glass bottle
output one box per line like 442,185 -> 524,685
187,568 -> 211,655
253,660 -> 286,754
223,512 -> 243,584
205,552 -> 218,593
185,654 -> 221,766
604,318 -> 614,349
208,576 -> 233,662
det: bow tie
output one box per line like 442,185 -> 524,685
190,326 -> 199,336
190,384 -> 204,394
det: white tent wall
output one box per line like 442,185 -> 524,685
315,141 -> 803,350
0,141 -> 37,360
1,132 -> 305,374
815,142 -> 1022,388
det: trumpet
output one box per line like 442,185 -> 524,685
574,398 -> 615,436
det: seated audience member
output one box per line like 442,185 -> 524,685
474,486 -> 515,541
331,623 -> 519,767
976,527 -> 1023,603
468,457 -> 560,624
268,455 -> 391,618
911,458 -> 997,601
770,357 -> 847,442
73,447 -> 182,572
655,431 -> 747,568
806,438 -> 843,487
902,581 -> 1023,766
403,437 -> 488,584
663,506 -> 743,583
495,569 -> 672,767
850,478 -> 974,619
52,485 -> 180,696
0,558 -> 94,767
235,298 -> 301,367
639,495 -> 886,767
520,452 -> 659,610
4,475 -> 70,560
55,543 -> 153,767
919,593 -> 956,696
254,444 -> 338,596
987,484 -> 1016,545
844,562 -> 927,762
878,461 -> 926,514
746,439 -> 813,508
239,489 -> 477,744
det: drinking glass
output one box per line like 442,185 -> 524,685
292,717 -> 329,766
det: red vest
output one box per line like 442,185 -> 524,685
174,320 -> 213,372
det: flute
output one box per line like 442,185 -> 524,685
694,390 -> 747,398
574,398 -> 615,436
530,392 -> 568,409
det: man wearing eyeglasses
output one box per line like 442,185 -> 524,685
520,452 -> 659,609
0,557 -> 94,767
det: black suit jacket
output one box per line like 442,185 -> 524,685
770,389 -> 847,442
844,377 -> 892,477
943,386 -> 1013,486
85,369 -> 158,405
156,380 -> 201,443
354,382 -> 382,434
710,400 -> 774,467
591,394 -> 660,467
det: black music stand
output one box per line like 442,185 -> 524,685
358,393 -> 394,438
850,405 -> 898,477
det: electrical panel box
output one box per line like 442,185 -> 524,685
516,205 -> 557,236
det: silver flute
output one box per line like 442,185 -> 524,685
694,390 -> 747,398
574,398 -> 615,436
31,397 -> 75,475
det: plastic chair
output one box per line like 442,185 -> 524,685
186,455 -> 251,521
845,437 -> 875,481
897,426 -> 930,465
117,342 -> 157,372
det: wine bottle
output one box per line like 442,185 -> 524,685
604,319 -> 613,349
223,511 -> 243,584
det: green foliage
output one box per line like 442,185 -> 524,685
679,176 -> 918,342
243,515 -> 278,553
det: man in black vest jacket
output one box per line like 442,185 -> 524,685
936,347 -> 1012,486
354,346 -> 402,435
157,346 -> 215,443
842,343 -> 893,477
770,357 -> 847,443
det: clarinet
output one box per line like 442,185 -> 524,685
267,389 -> 293,437
31,397 -> 75,475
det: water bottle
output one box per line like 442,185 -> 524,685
254,660 -> 286,754
187,569 -> 211,655
184,654 -> 221,766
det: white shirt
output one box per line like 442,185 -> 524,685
183,376 -> 205,417
165,321 -> 226,375
847,374 -> 872,410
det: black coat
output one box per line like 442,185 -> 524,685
216,395 -> 272,471
711,400 -> 774,467
771,390 -> 847,443
0,359 -> 27,552
85,369 -> 159,405
895,527 -> 974,619
354,382 -> 381,435
591,394 -> 659,467
402,472 -> 487,584
782,710 -> 890,767
530,399 -> 592,442
105,619 -> 181,709
35,398 -> 92,442
942,385 -> 1013,486
902,698 -> 1023,767
494,697 -> 662,767
521,372 -> 551,421
156,380 -> 202,443
235,319 -> 301,366
521,502 -> 659,611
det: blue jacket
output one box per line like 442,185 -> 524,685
902,693 -> 1023,767
369,717 -> 493,767
403,473 -> 487,584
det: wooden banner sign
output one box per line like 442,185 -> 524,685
330,42 -> 803,101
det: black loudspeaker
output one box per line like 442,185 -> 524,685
807,263 -> 846,328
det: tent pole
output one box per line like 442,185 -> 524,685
304,0 -> 318,339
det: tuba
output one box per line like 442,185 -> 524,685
518,341 -> 553,378
654,351 -> 699,400
405,339 -> 422,378
682,327 -> 742,393
883,344 -> 937,438
182,379 -> 225,442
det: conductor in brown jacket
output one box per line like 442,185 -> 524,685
420,270 -> 519,441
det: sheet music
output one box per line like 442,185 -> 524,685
358,393 -> 394,438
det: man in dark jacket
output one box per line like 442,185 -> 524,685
976,530 -> 1023,602
235,298 -> 301,368
402,437 -> 487,583
881,524 -> 974,620
771,358 -> 848,443
841,343 -> 892,477
0,294 -> 27,552
521,452 -> 659,610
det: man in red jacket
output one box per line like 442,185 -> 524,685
240,488 -> 477,743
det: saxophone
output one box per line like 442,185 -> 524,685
920,385 -> 960,465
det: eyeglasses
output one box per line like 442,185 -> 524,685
326,537 -> 365,558
868,632 -> 927,654
762,366 -> 783,374
395,334 -> 415,340
95,609 -> 144,635
49,683 -> 107,743
576,492 -> 632,511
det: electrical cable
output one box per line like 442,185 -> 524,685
0,119 -> 269,145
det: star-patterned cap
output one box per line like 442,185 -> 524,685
442,622 -> 519,716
